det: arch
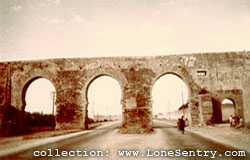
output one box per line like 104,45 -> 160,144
82,68 -> 128,108
151,72 -> 190,120
86,75 -> 122,122
82,70 -> 127,128
151,72 -> 191,100
21,76 -> 57,112
210,88 -> 244,124
150,64 -> 199,102
85,74 -> 124,103
221,98 -> 236,122
221,98 -> 236,106
16,67 -> 58,111
20,76 -> 57,132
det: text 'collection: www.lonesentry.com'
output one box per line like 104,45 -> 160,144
33,148 -> 247,159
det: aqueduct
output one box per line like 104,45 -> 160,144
0,51 -> 250,134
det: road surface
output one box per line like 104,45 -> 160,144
3,121 -> 249,160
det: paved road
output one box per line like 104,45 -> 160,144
3,121 -> 249,160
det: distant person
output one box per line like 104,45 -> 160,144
185,118 -> 189,127
229,115 -> 233,127
179,116 -> 185,134
232,116 -> 236,127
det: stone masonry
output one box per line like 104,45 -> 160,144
0,51 -> 249,134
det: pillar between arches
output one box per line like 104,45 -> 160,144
188,94 -> 213,127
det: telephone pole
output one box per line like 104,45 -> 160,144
181,91 -> 184,117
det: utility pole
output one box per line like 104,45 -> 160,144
181,91 -> 184,117
51,91 -> 56,115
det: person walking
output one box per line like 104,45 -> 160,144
179,116 -> 185,134
232,116 -> 236,127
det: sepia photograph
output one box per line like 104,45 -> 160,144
0,0 -> 250,159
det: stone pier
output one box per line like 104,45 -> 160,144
0,51 -> 249,134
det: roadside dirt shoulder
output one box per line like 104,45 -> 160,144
155,119 -> 250,153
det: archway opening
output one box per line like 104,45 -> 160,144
152,73 -> 189,123
221,98 -> 235,123
86,75 -> 122,127
22,78 -> 56,132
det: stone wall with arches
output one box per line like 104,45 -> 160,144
221,98 -> 236,122
210,89 -> 243,123
80,68 -> 128,129
0,51 -> 249,134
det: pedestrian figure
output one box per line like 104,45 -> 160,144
229,115 -> 233,127
185,118 -> 189,127
179,116 -> 185,134
232,116 -> 235,127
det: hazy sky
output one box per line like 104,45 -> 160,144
1,0 -> 250,61
3,0 -> 247,117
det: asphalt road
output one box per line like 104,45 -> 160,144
3,121 -> 249,160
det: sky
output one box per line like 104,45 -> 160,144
1,0 -> 250,61
2,0 -> 247,116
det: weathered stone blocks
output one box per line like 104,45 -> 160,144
0,51 -> 249,134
